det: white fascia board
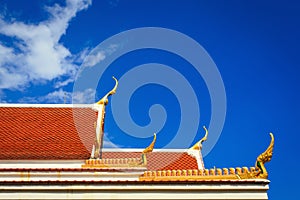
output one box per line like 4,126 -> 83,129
0,103 -> 92,108
0,171 -> 143,182
0,160 -> 84,169
0,181 -> 270,190
0,182 -> 270,200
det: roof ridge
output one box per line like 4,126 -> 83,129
102,148 -> 191,152
0,104 -> 92,108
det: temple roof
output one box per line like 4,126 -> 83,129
0,104 -> 199,171
0,103 -> 274,182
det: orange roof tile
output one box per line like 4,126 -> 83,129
0,106 -> 95,160
0,105 -> 198,170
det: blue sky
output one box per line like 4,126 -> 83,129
0,0 -> 299,199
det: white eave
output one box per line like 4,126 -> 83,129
0,103 -> 92,108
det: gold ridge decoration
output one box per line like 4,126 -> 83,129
139,133 -> 275,181
96,76 -> 118,105
141,133 -> 157,166
252,133 -> 274,179
83,133 -> 157,169
189,126 -> 208,151
82,157 -> 146,169
139,167 -> 257,181
143,133 -> 157,154
90,76 -> 118,159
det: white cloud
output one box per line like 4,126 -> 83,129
82,51 -> 106,67
19,88 -> 71,103
0,90 -> 7,103
54,77 -> 76,88
0,67 -> 27,89
0,0 -> 92,90
72,88 -> 96,104
103,133 -> 121,148
82,44 -> 118,67
42,88 -> 70,103
18,87 -> 96,104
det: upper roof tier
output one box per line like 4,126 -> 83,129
0,104 -> 202,171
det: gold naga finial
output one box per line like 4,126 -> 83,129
189,126 -> 208,151
143,133 -> 157,154
254,133 -> 274,179
96,76 -> 118,105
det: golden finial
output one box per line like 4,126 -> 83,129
189,126 -> 208,150
143,133 -> 157,154
254,133 -> 274,179
96,76 -> 118,105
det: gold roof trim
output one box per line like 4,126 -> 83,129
82,134 -> 157,169
143,133 -> 157,154
189,126 -> 208,151
253,133 -> 274,179
90,76 -> 118,159
139,167 -> 258,181
139,133 -> 274,181
141,133 -> 157,166
96,76 -> 118,105
82,157 -> 146,169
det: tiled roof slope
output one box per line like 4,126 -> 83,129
0,106 -> 95,160
103,152 -> 198,171
0,105 -> 198,170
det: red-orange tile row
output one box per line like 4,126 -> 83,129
0,107 -> 198,170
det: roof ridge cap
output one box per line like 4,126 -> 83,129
0,104 -> 92,108
102,148 -> 191,152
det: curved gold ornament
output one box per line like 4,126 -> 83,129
190,126 -> 208,150
96,76 -> 118,105
254,133 -> 274,179
90,76 -> 118,159
141,133 -> 157,166
143,133 -> 157,154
